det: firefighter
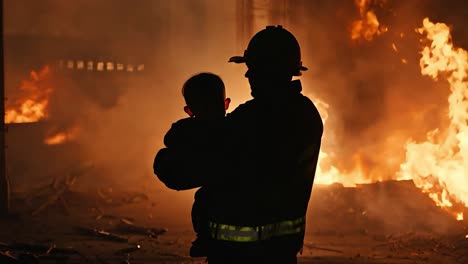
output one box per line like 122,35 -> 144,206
154,25 -> 323,264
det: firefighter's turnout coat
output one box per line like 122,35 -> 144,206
154,80 -> 323,260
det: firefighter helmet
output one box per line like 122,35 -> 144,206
229,25 -> 307,76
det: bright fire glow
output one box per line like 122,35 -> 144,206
308,96 -> 372,187
398,19 -> 468,214
5,66 -> 53,123
316,151 -> 373,187
351,0 -> 388,41
456,212 -> 463,221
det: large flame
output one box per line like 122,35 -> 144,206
317,14 -> 468,219
351,0 -> 388,41
5,66 -> 79,145
398,18 -> 468,220
5,66 -> 53,124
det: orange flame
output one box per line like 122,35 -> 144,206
44,126 -> 79,145
351,0 -> 388,41
44,133 -> 68,145
307,95 -> 372,187
5,66 -> 53,123
398,18 -> 468,216
316,150 -> 373,186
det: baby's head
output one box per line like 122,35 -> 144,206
182,73 -> 230,119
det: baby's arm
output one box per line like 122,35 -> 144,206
164,118 -> 197,149
153,147 -> 207,190
154,117 -> 224,190
155,118 -> 204,190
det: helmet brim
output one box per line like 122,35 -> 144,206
228,56 -> 247,64
228,56 -> 308,74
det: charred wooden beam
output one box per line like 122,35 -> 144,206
0,0 -> 10,215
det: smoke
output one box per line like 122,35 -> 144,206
3,1 -> 461,178
4,0 -> 468,230
4,0 -> 247,195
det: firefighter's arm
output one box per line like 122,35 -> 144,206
153,147 -> 206,190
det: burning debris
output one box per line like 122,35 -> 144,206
4,64 -> 83,149
304,180 -> 468,261
5,66 -> 52,124
308,180 -> 467,238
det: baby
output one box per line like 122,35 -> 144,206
162,72 -> 230,257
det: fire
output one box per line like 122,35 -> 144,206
5,66 -> 53,123
313,16 -> 468,219
398,19 -> 468,215
316,151 -> 373,187
44,133 -> 67,145
44,127 -> 79,145
351,0 -> 388,41
309,96 -> 372,187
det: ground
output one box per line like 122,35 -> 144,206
0,180 -> 467,264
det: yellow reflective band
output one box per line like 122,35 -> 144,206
217,224 -> 257,232
217,233 -> 258,242
210,216 -> 305,242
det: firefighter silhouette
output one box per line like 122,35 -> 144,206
154,25 -> 323,264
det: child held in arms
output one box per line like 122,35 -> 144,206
156,72 -> 230,257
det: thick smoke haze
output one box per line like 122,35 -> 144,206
3,0 -> 468,229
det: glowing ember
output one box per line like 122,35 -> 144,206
398,19 -> 468,214
5,66 -> 53,123
465,234 -> 468,239
351,0 -> 388,41
44,127 -> 79,145
45,133 -> 67,145
456,212 -> 463,221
